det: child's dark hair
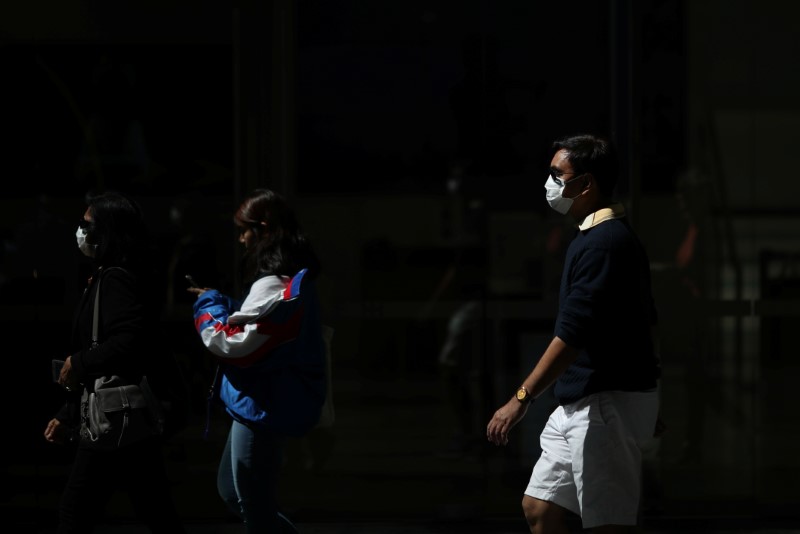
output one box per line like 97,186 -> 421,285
234,189 -> 321,285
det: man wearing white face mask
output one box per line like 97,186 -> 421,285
487,134 -> 662,533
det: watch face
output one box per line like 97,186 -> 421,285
516,388 -> 527,401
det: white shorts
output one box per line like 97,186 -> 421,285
524,390 -> 659,529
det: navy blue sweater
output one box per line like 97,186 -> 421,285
553,216 -> 660,404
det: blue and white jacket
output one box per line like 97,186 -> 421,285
193,268 -> 326,436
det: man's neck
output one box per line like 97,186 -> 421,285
573,197 -> 613,221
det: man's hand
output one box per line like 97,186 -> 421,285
486,337 -> 576,446
487,398 -> 529,446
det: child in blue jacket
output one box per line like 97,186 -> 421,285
189,189 -> 325,533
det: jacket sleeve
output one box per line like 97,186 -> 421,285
54,393 -> 81,426
193,271 -> 306,367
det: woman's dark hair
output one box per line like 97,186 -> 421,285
234,189 -> 320,284
551,134 -> 619,197
86,191 -> 148,268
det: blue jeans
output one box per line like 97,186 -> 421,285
217,419 -> 286,533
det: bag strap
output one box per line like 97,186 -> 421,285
91,266 -> 129,347
91,269 -> 102,347
204,364 -> 222,440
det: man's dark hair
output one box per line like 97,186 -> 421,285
551,134 -> 619,197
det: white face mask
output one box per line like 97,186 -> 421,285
544,175 -> 582,215
76,227 -> 98,258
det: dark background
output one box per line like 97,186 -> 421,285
2,0 -> 800,531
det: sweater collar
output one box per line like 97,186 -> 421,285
577,203 -> 626,231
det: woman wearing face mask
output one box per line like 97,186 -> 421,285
43,191 -> 186,534
188,188 -> 326,533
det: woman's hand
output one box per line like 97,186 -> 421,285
58,356 -> 79,391
44,418 -> 71,444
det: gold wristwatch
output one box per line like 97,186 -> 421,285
516,385 -> 532,403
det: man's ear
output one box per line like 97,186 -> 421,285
582,173 -> 594,191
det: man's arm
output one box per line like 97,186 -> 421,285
486,336 -> 579,446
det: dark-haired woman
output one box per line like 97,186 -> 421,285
188,188 -> 326,533
44,191 -> 185,533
